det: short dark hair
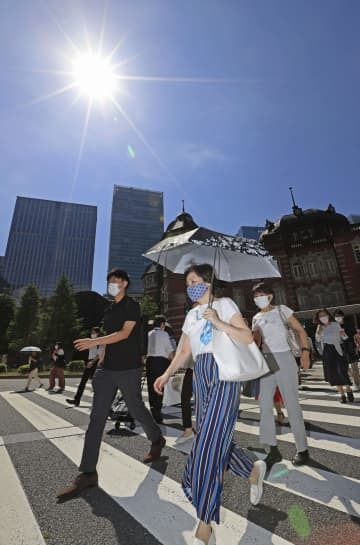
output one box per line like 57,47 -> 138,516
314,308 -> 334,324
106,268 -> 130,287
334,309 -> 344,317
252,282 -> 274,296
91,326 -> 100,334
153,315 -> 166,328
184,264 -> 223,296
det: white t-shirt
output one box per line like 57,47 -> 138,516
89,344 -> 103,360
182,297 -> 241,359
147,328 -> 174,359
252,305 -> 293,353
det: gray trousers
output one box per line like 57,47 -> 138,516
259,351 -> 308,452
79,367 -> 162,473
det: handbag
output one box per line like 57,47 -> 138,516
162,373 -> 183,406
211,329 -> 269,382
198,299 -> 270,382
278,306 -> 302,358
262,351 -> 280,374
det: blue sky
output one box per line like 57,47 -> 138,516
1,0 -> 359,293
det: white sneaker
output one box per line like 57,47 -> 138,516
250,460 -> 266,506
175,431 -> 195,445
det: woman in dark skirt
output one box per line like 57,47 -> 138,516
315,309 -> 354,403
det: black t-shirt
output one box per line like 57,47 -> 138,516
102,295 -> 142,371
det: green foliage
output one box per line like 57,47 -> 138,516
7,285 -> 41,352
67,360 -> 86,372
0,363 -> 7,373
140,295 -> 158,318
0,294 -> 15,353
18,364 -> 30,375
42,276 -> 83,356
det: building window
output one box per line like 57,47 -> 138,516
273,285 -> 287,305
353,244 -> 360,264
292,262 -> 303,279
308,262 -> 318,277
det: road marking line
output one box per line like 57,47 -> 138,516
0,445 -> 47,545
0,391 -> 292,545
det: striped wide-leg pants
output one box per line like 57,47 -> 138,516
182,352 -> 254,524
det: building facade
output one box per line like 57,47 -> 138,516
108,185 -> 164,294
261,204 -> 360,312
143,212 -> 285,338
3,197 -> 97,296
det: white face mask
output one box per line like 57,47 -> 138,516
90,333 -> 98,339
108,283 -> 122,297
54,345 -> 59,350
254,295 -> 271,309
319,316 -> 329,325
335,317 -> 343,323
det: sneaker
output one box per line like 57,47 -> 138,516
46,387 -> 54,391
347,391 -> 355,403
39,384 -> 43,388
250,460 -> 266,505
56,471 -> 98,501
57,389 -> 64,393
24,387 -> 30,392
264,446 -> 282,471
66,399 -> 80,407
175,431 -> 195,445
340,394 -> 347,404
143,436 -> 166,463
292,449 -> 310,466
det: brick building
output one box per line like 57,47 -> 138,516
142,211 -> 285,338
143,204 -> 360,337
261,203 -> 360,313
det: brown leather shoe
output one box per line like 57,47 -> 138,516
56,472 -> 98,500
143,436 -> 166,463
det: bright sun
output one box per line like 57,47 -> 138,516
72,53 -> 118,100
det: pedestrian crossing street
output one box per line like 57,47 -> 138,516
0,363 -> 359,545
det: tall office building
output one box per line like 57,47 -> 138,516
236,225 -> 265,241
108,185 -> 164,294
3,197 -> 97,296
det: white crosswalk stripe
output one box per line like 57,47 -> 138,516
0,445 -> 46,545
0,368 -> 359,545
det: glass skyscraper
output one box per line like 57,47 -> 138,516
108,185 -> 164,294
3,197 -> 97,296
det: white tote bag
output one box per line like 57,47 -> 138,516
162,373 -> 184,406
213,331 -> 269,382
199,299 -> 270,382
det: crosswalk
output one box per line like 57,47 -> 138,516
0,363 -> 359,545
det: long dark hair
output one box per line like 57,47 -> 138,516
184,264 -> 223,297
314,308 -> 334,325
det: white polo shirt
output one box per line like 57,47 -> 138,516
147,328 -> 174,359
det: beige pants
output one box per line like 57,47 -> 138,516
26,368 -> 43,389
350,361 -> 360,388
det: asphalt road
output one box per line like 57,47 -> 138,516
0,363 -> 359,545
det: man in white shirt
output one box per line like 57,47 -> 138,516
146,316 -> 175,423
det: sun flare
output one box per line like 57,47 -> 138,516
72,53 -> 118,100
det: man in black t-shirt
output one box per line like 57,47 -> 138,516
57,269 -> 165,501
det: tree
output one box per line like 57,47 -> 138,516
0,294 -> 15,353
140,295 -> 158,319
43,276 -> 83,358
7,285 -> 41,352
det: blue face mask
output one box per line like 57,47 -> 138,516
187,282 -> 208,302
